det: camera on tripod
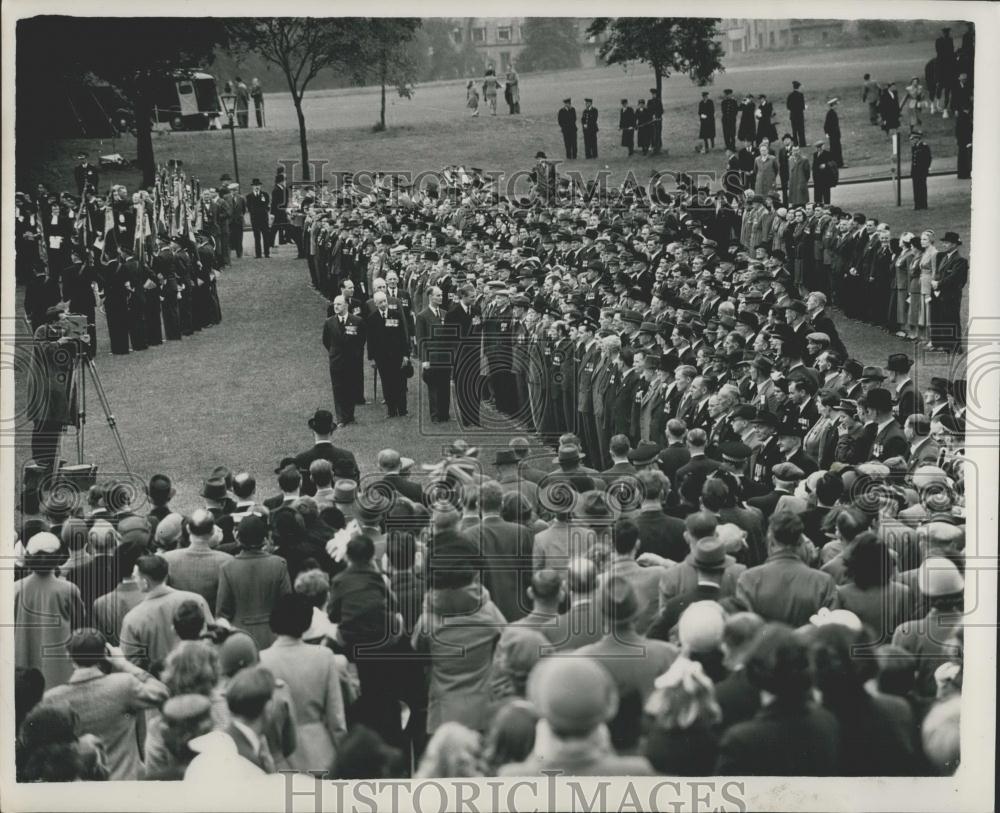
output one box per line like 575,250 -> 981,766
61,313 -> 91,340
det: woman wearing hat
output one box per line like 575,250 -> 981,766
891,231 -> 917,337
914,230 -> 938,348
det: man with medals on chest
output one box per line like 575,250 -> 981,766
322,294 -> 366,426
365,290 -> 410,419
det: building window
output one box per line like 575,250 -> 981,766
822,31 -> 829,41
452,29 -> 463,45
497,26 -> 511,42
769,30 -> 776,46
500,51 -> 511,70
793,33 -> 800,45
472,27 -> 486,43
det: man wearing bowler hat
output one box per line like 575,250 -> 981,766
931,231 -> 968,350
294,408 -> 360,491
886,353 -> 923,424
246,179 -> 271,259
861,388 -> 908,462
558,98 -> 578,159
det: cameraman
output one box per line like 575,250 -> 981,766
30,304 -> 89,473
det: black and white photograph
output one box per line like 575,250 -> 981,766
2,1 -> 997,811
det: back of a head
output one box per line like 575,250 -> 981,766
136,553 -> 169,584
232,472 -> 256,500
172,599 -> 207,641
875,644 -> 917,696
226,665 -> 275,720
815,472 -> 845,506
768,510 -> 804,549
701,478 -> 730,511
667,419 -> 687,440
61,517 -> 90,552
566,558 -> 598,595
217,631 -> 259,677
678,600 -> 726,654
483,700 -> 539,772
333,726 -> 402,780
148,474 -> 173,505
686,511 -> 719,542
612,517 -> 640,555
479,480 -> 504,514
722,612 -> 766,663
309,459 -> 333,489
530,569 -> 563,606
87,519 -> 119,554
277,465 -> 301,493
637,468 -> 666,501
687,428 -> 708,449
236,514 -> 268,549
744,623 -> 812,699
527,656 -> 618,739
836,507 -> 868,543
346,534 -> 375,565
68,628 -> 107,667
188,508 -> 216,539
609,434 -> 630,458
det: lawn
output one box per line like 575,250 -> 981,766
19,39 -> 959,195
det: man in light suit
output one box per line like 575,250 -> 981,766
415,286 -> 451,423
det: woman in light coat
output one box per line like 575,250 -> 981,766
259,593 -> 347,773
912,230 -> 939,347
890,231 -> 916,336
466,81 -> 480,117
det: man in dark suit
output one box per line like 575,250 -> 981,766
445,283 -> 483,428
293,409 -> 360,493
747,461 -> 805,524
674,428 -> 722,499
618,98 -> 636,156
647,88 -> 664,154
601,433 -> 638,485
630,470 -> 687,562
786,80 -> 806,146
863,388 -> 909,461
322,295 -> 366,426
415,285 -> 450,423
910,131 -> 931,210
581,98 -> 599,159
370,448 -> 424,505
73,153 -> 100,197
656,419 -> 691,484
269,173 -> 288,247
246,178 -> 271,259
558,98 -> 578,160
466,481 -> 534,623
366,290 -> 411,418
805,291 -> 846,357
885,353 -> 923,424
931,232 -> 968,349
384,269 -> 415,341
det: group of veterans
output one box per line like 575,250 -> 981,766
14,159 -> 970,782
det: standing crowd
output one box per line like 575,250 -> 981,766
14,153 -> 971,782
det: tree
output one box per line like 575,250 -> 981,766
350,19 -> 422,131
226,19 -> 362,180
587,18 -> 726,95
413,18 -> 482,81
517,18 -> 582,73
16,16 -> 227,186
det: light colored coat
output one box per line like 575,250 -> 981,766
14,574 -> 86,688
259,638 -> 347,773
788,153 -> 811,206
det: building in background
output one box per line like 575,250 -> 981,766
720,19 -> 851,52
450,17 -> 607,72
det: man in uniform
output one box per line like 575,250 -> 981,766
322,294 -> 366,426
228,182 -> 246,259
74,153 -> 100,197
581,98 -> 599,159
824,98 -> 844,168
720,89 -> 739,152
446,283 -> 484,428
910,131 -> 932,211
246,179 -> 271,259
786,80 -> 806,147
366,290 -> 410,419
619,99 -> 635,156
558,98 -> 578,160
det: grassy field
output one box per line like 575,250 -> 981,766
20,39 -> 960,195
12,38 -> 973,519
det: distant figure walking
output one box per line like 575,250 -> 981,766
824,97 -> 844,168
251,78 -> 265,127
505,66 -> 520,114
698,91 -> 716,152
467,81 -> 480,117
235,77 -> 250,128
483,66 -> 500,116
901,78 -> 927,132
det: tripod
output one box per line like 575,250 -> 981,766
70,334 -> 131,473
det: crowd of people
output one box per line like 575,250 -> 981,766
14,148 -> 972,782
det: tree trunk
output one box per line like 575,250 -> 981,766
134,89 -> 155,187
655,67 -> 663,98
293,94 -> 310,180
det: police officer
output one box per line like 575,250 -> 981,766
910,131 -> 932,210
74,153 -> 100,197
619,99 -> 635,156
581,98 -> 599,159
558,98 -> 578,160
